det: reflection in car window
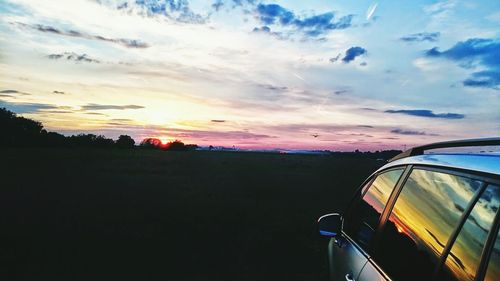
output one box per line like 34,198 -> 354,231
441,185 -> 499,281
375,169 -> 482,281
485,225 -> 500,281
345,168 -> 403,252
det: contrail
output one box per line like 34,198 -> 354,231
293,73 -> 305,82
366,3 -> 378,20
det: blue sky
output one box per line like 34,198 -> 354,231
0,0 -> 499,150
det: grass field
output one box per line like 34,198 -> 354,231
0,148 -> 382,281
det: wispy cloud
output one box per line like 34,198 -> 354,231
391,128 -> 438,136
254,3 -> 354,37
385,109 -> 465,119
47,52 -> 101,63
400,32 -> 440,42
0,100 -> 58,113
81,104 -> 145,110
110,0 -> 208,24
0,89 -> 30,96
15,22 -> 149,48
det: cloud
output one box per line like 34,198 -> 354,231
161,128 -> 276,140
81,104 -> 145,110
0,100 -> 58,113
400,32 -> 440,42
252,26 -> 287,40
112,0 -> 208,24
385,109 -> 465,119
463,71 -> 500,88
329,53 -> 341,63
342,47 -> 367,63
52,90 -> 66,95
212,0 -> 224,11
16,22 -> 149,48
333,90 -> 348,95
390,128 -> 438,136
47,52 -> 101,63
211,119 -> 226,123
425,38 -> 500,89
256,83 -> 288,92
0,89 -> 30,96
254,3 -> 353,37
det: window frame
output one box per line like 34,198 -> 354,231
367,164 -> 500,281
474,185 -> 500,281
341,165 -> 409,257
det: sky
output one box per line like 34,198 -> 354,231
0,0 -> 499,151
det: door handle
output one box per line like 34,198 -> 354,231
345,273 -> 355,281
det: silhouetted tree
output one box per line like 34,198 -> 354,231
165,140 -> 186,151
116,135 -> 135,148
185,144 -> 199,151
140,138 -> 162,149
0,107 -> 43,146
68,134 -> 114,148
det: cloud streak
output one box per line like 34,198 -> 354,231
16,22 -> 149,48
385,109 -> 465,119
47,52 -> 101,63
391,128 -> 437,136
81,104 -> 145,110
400,32 -> 440,42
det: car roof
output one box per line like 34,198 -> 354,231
377,153 -> 500,177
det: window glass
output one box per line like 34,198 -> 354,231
441,185 -> 499,281
345,168 -> 404,251
375,169 -> 482,281
485,227 -> 500,281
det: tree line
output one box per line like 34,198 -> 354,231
0,108 -> 197,151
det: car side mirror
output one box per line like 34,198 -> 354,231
318,213 -> 343,237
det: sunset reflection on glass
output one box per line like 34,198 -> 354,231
441,185 -> 499,280
376,169 -> 482,281
485,226 -> 500,281
345,169 -> 403,251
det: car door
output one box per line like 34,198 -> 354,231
370,167 -> 486,281
329,168 -> 405,281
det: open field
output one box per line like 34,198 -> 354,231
0,148 -> 382,281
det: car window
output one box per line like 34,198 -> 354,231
440,184 -> 500,281
344,168 -> 404,252
374,168 -> 482,281
485,225 -> 500,281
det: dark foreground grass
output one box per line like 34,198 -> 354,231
0,148 -> 382,281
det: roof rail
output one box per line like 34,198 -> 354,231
389,137 -> 500,162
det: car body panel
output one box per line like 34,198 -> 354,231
328,235 -> 368,281
377,154 -> 500,176
358,260 -> 389,281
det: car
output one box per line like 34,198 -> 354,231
318,138 -> 500,281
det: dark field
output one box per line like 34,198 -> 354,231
0,148 -> 382,281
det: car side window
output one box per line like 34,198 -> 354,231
344,168 -> 404,252
440,185 -> 499,281
374,168 -> 482,281
485,226 -> 500,281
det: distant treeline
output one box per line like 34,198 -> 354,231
0,108 -> 197,151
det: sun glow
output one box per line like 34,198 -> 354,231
158,137 -> 167,144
